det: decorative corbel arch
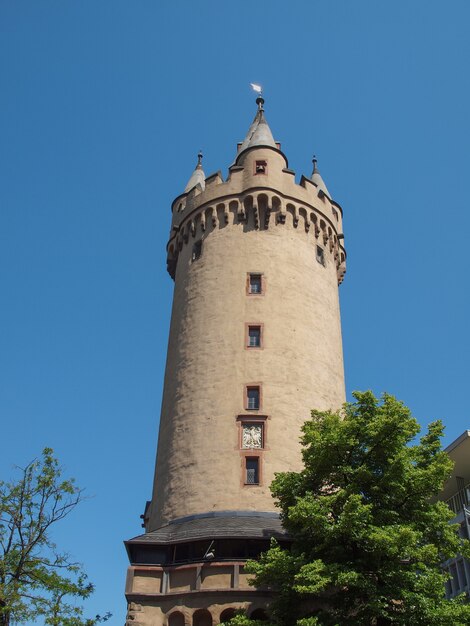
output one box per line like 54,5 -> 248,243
255,193 -> 269,230
299,206 -> 309,232
286,202 -> 298,227
272,195 -> 284,224
240,195 -> 253,223
229,199 -> 239,223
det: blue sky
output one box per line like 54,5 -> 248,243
1,1 -> 470,622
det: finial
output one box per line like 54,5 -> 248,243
312,155 -> 318,173
197,151 -> 203,166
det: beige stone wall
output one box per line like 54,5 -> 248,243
125,563 -> 270,626
126,598 -> 270,626
148,146 -> 346,530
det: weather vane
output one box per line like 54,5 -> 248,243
250,83 -> 263,95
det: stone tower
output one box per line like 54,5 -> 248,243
125,96 -> 347,626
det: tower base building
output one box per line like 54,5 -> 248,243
124,97 -> 347,626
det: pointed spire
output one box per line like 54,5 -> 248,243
237,96 -> 277,158
311,155 -> 331,198
184,151 -> 205,193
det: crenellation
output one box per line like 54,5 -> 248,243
166,190 -> 347,282
167,190 -> 345,281
171,193 -> 187,214
205,171 -> 224,187
171,154 -> 343,232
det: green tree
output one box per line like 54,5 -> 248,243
245,392 -> 470,626
0,448 -> 110,626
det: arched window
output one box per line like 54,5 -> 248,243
250,608 -> 268,621
169,611 -> 185,626
193,609 -> 212,626
219,608 -> 236,623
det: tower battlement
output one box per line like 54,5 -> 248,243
168,148 -> 346,284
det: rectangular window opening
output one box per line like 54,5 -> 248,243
245,457 -> 260,485
246,386 -> 260,410
255,160 -> 267,175
457,560 -> 467,589
450,563 -> 460,592
248,325 -> 261,348
248,274 -> 262,294
316,245 -> 325,267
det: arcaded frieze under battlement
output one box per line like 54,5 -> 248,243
166,194 -> 346,284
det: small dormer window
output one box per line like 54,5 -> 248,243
255,160 -> 267,175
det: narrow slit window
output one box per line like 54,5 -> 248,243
248,326 -> 261,348
248,274 -> 262,294
316,245 -> 325,267
246,386 -> 260,410
245,457 -> 260,485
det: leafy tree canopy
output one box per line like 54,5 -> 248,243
243,392 -> 470,626
0,448 -> 110,626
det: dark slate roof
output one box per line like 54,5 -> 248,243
127,510 -> 287,545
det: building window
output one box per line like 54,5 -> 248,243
246,386 -> 260,410
248,273 -> 263,294
247,325 -> 262,348
450,563 -> 460,593
245,457 -> 260,484
457,559 -> 468,589
332,208 -> 338,221
254,160 -> 267,175
316,245 -> 325,267
444,573 -> 453,599
192,240 -> 202,262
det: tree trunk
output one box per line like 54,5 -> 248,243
0,609 -> 10,626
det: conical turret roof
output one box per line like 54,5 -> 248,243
184,152 -> 205,193
311,156 -> 331,198
237,97 -> 277,157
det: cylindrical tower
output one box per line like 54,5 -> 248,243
125,97 -> 347,626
